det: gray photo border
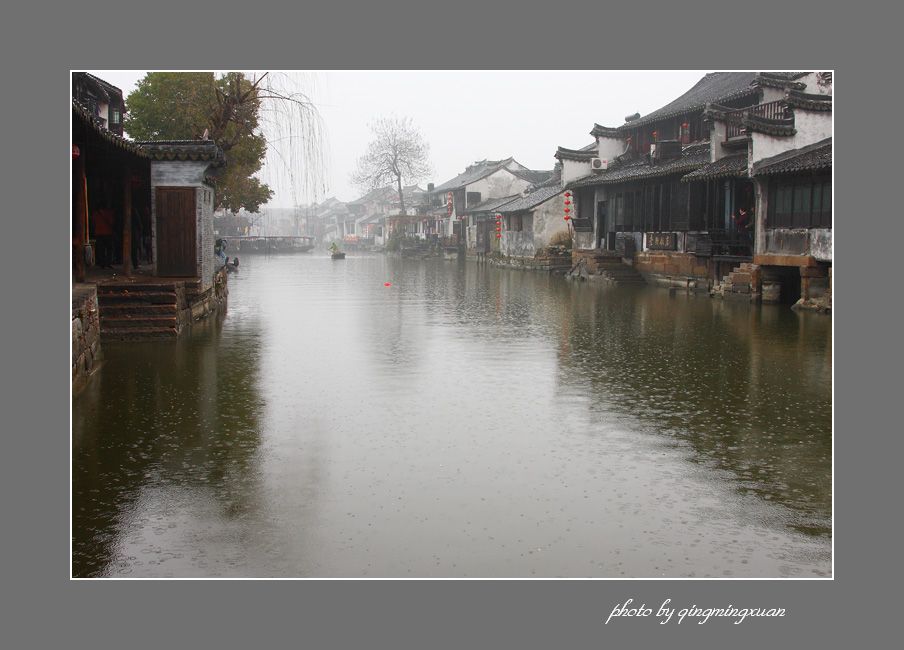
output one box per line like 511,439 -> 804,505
9,0 -> 893,647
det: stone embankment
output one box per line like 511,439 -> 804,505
72,285 -> 101,393
489,246 -> 572,273
567,250 -> 646,285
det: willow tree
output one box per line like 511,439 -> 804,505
125,71 -> 325,214
351,117 -> 431,215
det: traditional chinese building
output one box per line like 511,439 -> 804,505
72,73 -> 228,349
560,71 -> 832,308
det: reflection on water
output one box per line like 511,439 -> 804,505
72,254 -> 831,577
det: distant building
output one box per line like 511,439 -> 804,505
431,158 -> 553,249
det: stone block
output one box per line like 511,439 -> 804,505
762,283 -> 781,303
800,265 -> 828,278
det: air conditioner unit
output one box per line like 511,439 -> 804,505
591,157 -> 608,171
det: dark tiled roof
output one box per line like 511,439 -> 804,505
785,89 -> 832,111
349,186 -> 395,204
555,146 -> 597,162
567,142 -> 710,188
591,124 -> 620,137
463,194 -> 520,214
433,158 -> 515,192
511,168 -> 554,184
755,72 -> 808,90
137,140 -> 225,164
497,183 -> 563,213
768,72 -> 810,80
752,138 -> 832,176
742,114 -> 796,137
72,99 -> 147,157
682,153 -> 748,181
620,72 -> 759,131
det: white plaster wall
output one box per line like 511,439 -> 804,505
501,229 -> 533,257
597,136 -> 624,162
151,161 -> 210,186
710,121 -> 728,161
531,194 -> 569,249
798,72 -> 832,95
811,228 -> 832,261
562,159 -> 591,183
760,87 -> 786,103
466,169 -> 530,206
750,109 -> 832,164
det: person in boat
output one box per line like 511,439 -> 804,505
329,241 -> 340,254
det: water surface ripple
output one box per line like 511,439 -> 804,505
72,254 -> 832,577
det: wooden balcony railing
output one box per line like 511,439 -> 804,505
725,101 -> 790,139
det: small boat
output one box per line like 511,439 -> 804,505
331,251 -> 346,260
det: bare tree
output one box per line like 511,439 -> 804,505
352,117 -> 431,215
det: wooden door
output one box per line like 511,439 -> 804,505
156,187 -> 196,277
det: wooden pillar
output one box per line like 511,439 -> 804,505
74,151 -> 87,283
122,166 -> 132,276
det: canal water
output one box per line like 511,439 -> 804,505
72,254 -> 832,578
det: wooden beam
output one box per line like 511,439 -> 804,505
74,153 -> 87,283
122,167 -> 132,276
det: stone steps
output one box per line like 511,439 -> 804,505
101,315 -> 178,329
98,303 -> 177,316
96,283 -> 178,293
97,283 -> 183,340
100,325 -> 180,340
714,263 -> 760,300
99,291 -> 178,305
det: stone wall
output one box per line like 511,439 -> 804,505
633,252 -> 711,289
184,266 -> 229,326
500,230 -> 535,258
198,186 -> 215,291
72,286 -> 100,393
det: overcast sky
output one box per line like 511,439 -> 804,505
91,70 -> 708,208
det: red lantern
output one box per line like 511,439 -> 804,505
72,145 -> 80,160
564,192 -> 571,198
652,130 -> 658,140
496,233 -> 501,239
564,215 -> 571,221
564,207 -> 570,213
564,200 -> 571,205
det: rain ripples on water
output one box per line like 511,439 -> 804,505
72,254 -> 831,577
